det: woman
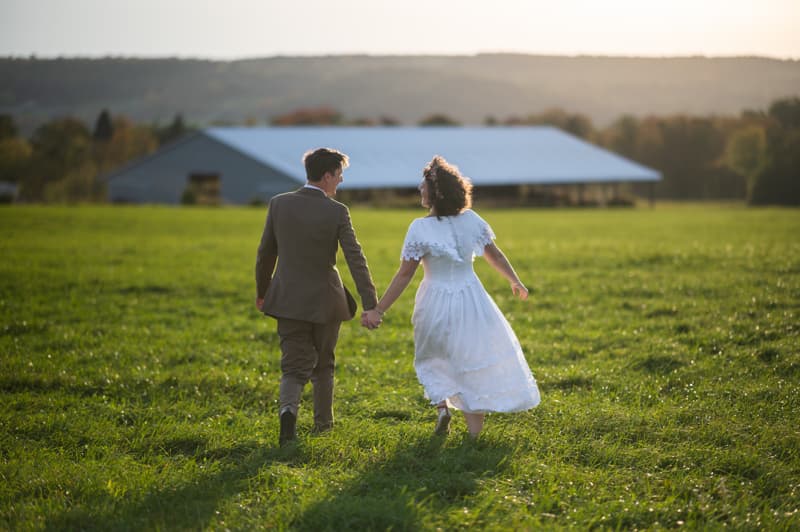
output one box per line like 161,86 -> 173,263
372,156 -> 540,438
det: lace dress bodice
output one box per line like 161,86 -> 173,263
401,209 -> 495,285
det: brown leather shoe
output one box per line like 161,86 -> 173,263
312,423 -> 333,434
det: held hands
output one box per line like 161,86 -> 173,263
361,309 -> 383,330
255,297 -> 264,311
511,282 -> 529,301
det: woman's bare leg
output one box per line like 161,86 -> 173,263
464,412 -> 484,438
435,401 -> 451,435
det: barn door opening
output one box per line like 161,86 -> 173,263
182,173 -> 221,205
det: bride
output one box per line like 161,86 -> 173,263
365,155 -> 540,438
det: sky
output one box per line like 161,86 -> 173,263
1,0 -> 799,60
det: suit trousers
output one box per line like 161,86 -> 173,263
277,317 -> 341,430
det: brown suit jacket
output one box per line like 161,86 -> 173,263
255,187 -> 378,324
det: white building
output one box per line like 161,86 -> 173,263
107,126 -> 660,205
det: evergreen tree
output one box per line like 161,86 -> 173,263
158,114 -> 188,145
93,109 -> 114,141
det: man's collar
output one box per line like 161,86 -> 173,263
303,183 -> 327,196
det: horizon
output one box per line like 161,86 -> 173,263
2,51 -> 798,62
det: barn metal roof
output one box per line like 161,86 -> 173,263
204,126 -> 660,189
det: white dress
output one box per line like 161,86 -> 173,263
401,209 -> 541,413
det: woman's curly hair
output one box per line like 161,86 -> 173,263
423,155 -> 473,217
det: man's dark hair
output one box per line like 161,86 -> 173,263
303,148 -> 349,182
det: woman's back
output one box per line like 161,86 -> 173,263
402,209 -> 495,284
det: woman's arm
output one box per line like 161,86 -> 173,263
375,259 -> 421,314
482,242 -> 529,300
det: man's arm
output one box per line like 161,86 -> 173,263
255,201 -> 278,308
338,207 -> 378,311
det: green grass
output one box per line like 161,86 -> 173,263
1,204 -> 799,530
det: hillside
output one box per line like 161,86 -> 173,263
2,54 -> 799,131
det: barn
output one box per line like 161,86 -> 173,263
106,126 -> 661,205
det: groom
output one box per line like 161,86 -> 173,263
255,147 -> 382,446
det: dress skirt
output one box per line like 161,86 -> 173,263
412,272 -> 541,413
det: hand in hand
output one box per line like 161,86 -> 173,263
255,297 -> 264,311
361,309 -> 383,330
511,282 -> 529,300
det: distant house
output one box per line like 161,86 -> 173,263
106,127 -> 660,205
0,181 -> 18,203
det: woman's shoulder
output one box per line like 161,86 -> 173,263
459,208 -> 486,224
459,208 -> 484,217
404,217 -> 431,238
404,215 -> 451,244
407,216 -> 428,229
410,214 -> 445,228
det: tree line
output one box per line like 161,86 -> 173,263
0,98 -> 797,205
0,112 -> 188,203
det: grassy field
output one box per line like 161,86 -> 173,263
1,204 -> 799,530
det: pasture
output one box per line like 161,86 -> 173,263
1,204 -> 798,530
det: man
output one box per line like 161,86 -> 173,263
255,148 -> 383,446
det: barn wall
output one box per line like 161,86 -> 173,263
107,134 -> 300,204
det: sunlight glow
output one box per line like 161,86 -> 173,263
1,0 -> 798,58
